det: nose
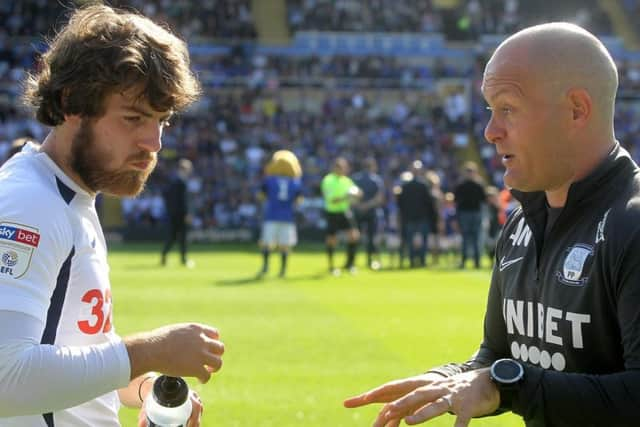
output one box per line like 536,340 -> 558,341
138,122 -> 163,153
484,114 -> 505,145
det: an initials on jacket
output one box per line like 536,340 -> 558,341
502,298 -> 591,348
509,218 -> 532,247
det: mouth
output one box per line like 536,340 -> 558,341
130,161 -> 151,170
501,153 -> 515,164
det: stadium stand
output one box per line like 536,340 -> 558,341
0,0 -> 639,243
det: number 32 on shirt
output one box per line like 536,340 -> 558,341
78,288 -> 113,334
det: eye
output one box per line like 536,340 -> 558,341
485,105 -> 512,115
124,116 -> 141,123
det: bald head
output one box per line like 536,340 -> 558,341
481,23 -> 618,201
486,22 -> 618,127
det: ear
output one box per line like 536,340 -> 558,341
63,113 -> 82,125
567,88 -> 592,128
59,87 -> 83,126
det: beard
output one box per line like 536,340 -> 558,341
70,118 -> 157,197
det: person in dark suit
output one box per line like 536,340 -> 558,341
454,161 -> 487,269
161,158 -> 194,267
396,160 -> 438,268
352,157 -> 385,270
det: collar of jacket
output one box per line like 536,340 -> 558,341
511,142 -> 635,214
508,142 -> 636,257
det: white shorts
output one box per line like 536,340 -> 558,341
260,221 -> 297,247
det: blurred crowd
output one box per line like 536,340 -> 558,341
287,0 -> 613,40
0,0 -> 638,245
0,0 -> 256,40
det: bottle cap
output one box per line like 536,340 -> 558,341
152,376 -> 189,408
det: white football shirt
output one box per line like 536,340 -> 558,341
0,144 -> 130,426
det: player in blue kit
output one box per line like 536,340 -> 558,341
257,150 -> 303,278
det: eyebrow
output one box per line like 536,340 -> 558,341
122,105 -> 173,121
483,86 -> 523,104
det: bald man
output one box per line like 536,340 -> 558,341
344,23 -> 640,426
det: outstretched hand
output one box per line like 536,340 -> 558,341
345,369 -> 500,427
344,373 -> 442,408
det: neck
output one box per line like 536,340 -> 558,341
544,138 -> 615,208
545,183 -> 571,208
40,129 -> 95,195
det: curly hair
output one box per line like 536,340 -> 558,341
23,4 -> 201,126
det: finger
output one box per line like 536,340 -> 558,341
204,338 -> 225,356
373,406 -> 391,427
344,382 -> 408,407
344,392 -> 372,408
384,386 -> 446,420
196,367 -> 212,384
385,418 -> 401,427
203,352 -> 223,373
200,326 -> 220,340
188,394 -> 203,427
454,415 -> 471,427
404,397 -> 450,425
137,408 -> 147,427
374,404 -> 402,427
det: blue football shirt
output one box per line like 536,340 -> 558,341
262,176 -> 302,222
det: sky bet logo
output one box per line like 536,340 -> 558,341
0,225 -> 40,248
0,223 -> 39,278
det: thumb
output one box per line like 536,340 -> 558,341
196,367 -> 212,384
137,409 -> 147,427
454,415 -> 471,427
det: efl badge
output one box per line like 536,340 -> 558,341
0,222 -> 40,278
557,244 -> 593,286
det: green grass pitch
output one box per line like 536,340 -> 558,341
112,243 -> 521,426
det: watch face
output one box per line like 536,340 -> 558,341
492,359 -> 524,384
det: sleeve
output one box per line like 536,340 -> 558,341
0,310 -> 130,416
0,189 -> 74,321
346,177 -> 356,190
293,179 -> 303,199
320,176 -> 328,198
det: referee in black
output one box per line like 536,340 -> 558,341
160,158 -> 194,267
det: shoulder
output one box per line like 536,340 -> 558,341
497,206 -> 525,244
0,157 -> 74,247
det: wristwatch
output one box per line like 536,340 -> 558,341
489,358 -> 524,410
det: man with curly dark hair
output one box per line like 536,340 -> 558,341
0,5 -> 223,426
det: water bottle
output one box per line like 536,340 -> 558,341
145,375 -> 192,427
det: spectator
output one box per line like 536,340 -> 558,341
161,159 -> 195,267
396,160 -> 438,268
352,157 -> 385,270
454,161 -> 487,269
